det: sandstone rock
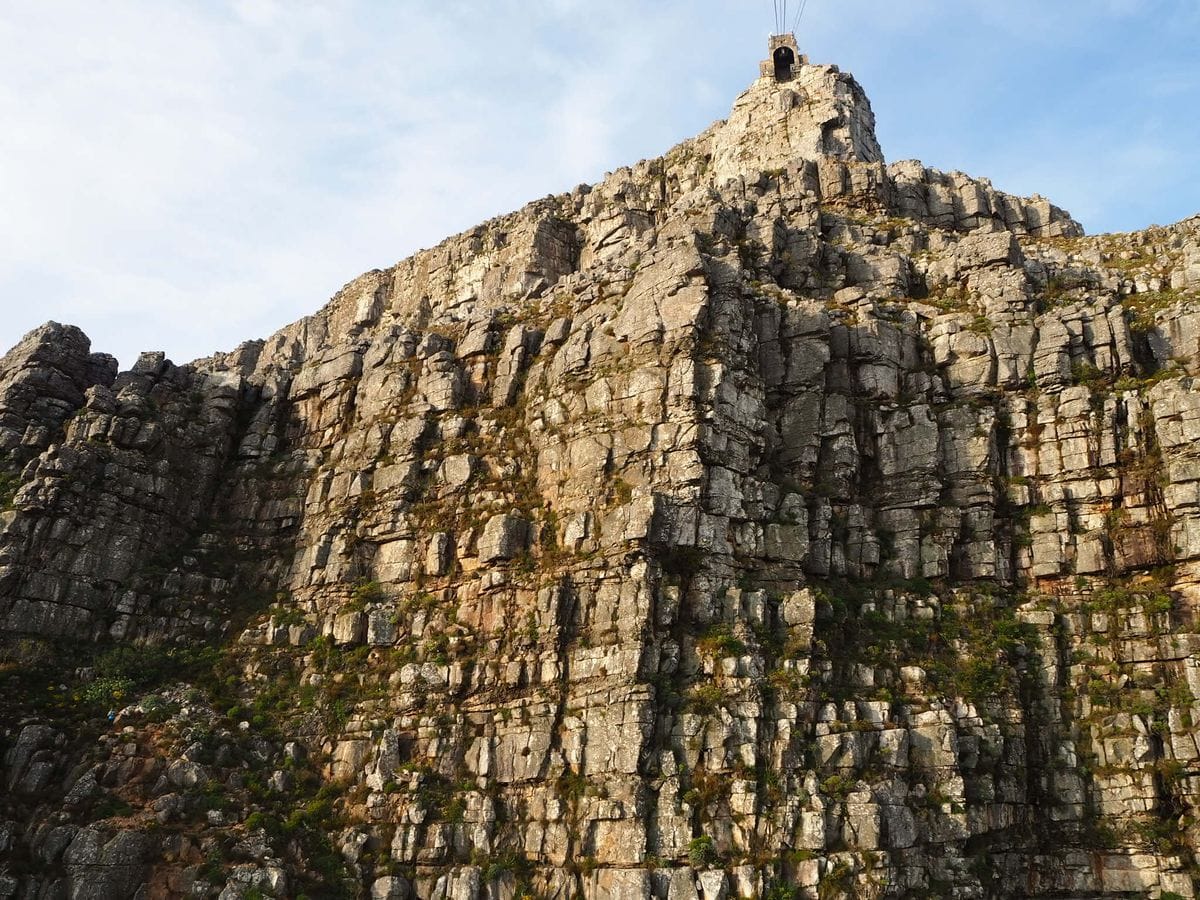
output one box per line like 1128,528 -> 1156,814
332,610 -> 367,646
477,514 -> 530,562
4,724 -> 59,794
62,829 -> 152,900
0,35 -> 1198,900
371,875 -> 414,899
0,322 -> 116,462
697,870 -> 728,900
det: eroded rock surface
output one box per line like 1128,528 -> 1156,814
3,48 -> 1200,900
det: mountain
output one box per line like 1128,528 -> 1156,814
3,38 -> 1200,899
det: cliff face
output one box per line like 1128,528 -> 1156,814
3,53 -> 1200,900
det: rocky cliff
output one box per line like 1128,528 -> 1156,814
4,49 -> 1200,900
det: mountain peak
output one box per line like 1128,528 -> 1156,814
707,34 -> 883,183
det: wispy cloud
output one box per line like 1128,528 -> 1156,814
0,1 -> 1196,366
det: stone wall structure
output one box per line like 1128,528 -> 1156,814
2,43 -> 1200,900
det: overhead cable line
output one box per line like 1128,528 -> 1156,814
792,0 -> 810,32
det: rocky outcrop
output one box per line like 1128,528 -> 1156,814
0,322 -> 116,496
2,47 -> 1200,900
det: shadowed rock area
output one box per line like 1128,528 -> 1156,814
3,46 -> 1200,899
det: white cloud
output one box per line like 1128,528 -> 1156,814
0,1 -> 680,364
0,1 -> 1196,365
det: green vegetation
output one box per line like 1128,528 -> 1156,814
687,834 -> 719,867
0,462 -> 20,510
1070,361 -> 1110,392
1124,289 -> 1189,333
810,581 -> 1039,705
696,624 -> 747,658
0,628 -> 364,894
269,602 -> 307,628
476,849 -> 534,888
685,683 -> 728,716
346,578 -> 385,611
1081,578 -> 1176,640
819,774 -> 857,801
817,861 -> 854,900
966,314 -> 994,336
1038,274 -> 1077,307
88,795 -> 134,820
764,882 -> 801,900
0,639 -> 222,721
609,477 -> 634,506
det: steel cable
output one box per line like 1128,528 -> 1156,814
792,0 -> 810,32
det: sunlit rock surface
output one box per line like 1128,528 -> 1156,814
3,44 -> 1200,900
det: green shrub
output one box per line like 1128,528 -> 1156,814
686,683 -> 726,716
81,676 -> 135,706
0,465 -> 20,509
90,795 -> 134,820
818,861 -> 854,900
347,578 -> 385,610
79,644 -> 219,710
820,774 -> 856,800
765,884 -> 801,900
1071,361 -> 1110,391
687,835 -> 719,867
244,812 -> 282,836
697,624 -> 746,658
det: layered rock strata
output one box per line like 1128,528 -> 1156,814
3,54 -> 1200,900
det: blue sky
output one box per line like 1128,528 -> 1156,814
1,0 -> 1197,367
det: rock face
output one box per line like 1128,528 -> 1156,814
3,43 -> 1200,899
0,322 -> 116,464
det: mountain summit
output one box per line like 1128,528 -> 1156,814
2,39 -> 1200,900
